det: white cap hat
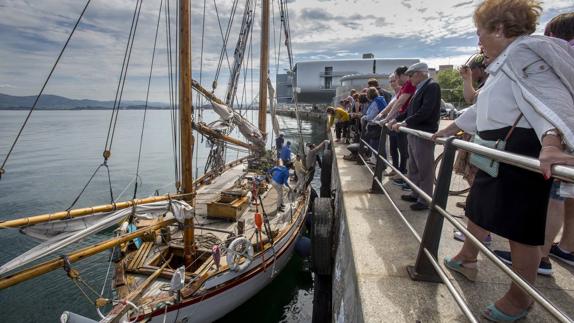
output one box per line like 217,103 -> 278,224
405,62 -> 429,75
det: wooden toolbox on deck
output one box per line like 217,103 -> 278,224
206,190 -> 250,221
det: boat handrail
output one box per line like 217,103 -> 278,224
350,125 -> 574,323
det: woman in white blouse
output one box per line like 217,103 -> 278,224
433,0 -> 574,321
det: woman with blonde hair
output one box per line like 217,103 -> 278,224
434,0 -> 574,321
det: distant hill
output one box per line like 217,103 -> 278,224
0,93 -> 168,110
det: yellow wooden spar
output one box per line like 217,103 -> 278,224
0,194 -> 188,229
0,219 -> 176,290
192,121 -> 253,149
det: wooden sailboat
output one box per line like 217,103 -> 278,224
0,0 -> 314,322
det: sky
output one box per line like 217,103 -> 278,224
0,0 -> 572,103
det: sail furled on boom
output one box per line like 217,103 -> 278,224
192,79 -> 265,149
210,101 -> 266,148
0,201 -> 192,277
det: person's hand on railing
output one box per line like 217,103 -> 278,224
431,122 -> 463,142
385,119 -> 397,130
539,146 -> 574,180
390,121 -> 404,132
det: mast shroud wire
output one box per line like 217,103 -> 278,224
165,0 -> 180,188
133,0 -> 165,199
104,0 -> 144,155
0,0 -> 93,180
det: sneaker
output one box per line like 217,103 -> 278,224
453,231 -> 492,246
549,244 -> 574,266
410,202 -> 428,211
392,178 -> 406,186
493,250 -> 553,276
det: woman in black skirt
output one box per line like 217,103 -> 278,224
433,0 -> 574,321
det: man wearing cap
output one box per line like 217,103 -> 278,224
389,62 -> 441,211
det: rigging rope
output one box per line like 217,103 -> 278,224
212,0 -> 240,91
0,0 -> 93,181
133,0 -> 165,199
66,161 -> 114,210
165,0 -> 180,189
197,0 -> 207,121
104,0 -> 144,158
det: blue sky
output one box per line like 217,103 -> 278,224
0,0 -> 572,103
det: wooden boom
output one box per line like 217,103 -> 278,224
0,194 -> 187,229
0,219 -> 176,290
192,121 -> 253,149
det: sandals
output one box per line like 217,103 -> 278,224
443,256 -> 478,281
483,304 -> 529,322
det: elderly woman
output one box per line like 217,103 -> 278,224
433,0 -> 574,321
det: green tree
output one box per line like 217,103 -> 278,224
436,69 -> 465,107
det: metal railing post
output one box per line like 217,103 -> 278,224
357,125 -> 365,165
407,136 -> 456,282
370,126 -> 388,194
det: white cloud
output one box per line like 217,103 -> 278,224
0,0 -> 572,102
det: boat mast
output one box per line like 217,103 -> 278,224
179,0 -> 195,268
258,0 -> 270,135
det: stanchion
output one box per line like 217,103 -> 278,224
407,136 -> 456,282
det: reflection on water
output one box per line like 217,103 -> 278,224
0,110 -> 326,322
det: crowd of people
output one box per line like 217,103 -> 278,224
325,1 -> 574,321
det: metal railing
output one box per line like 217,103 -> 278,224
353,125 -> 574,323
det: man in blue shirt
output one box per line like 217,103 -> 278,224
360,87 -> 387,162
280,141 -> 292,167
269,165 -> 290,211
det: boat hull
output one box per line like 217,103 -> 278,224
143,193 -> 310,323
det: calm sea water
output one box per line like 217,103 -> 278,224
0,109 -> 326,322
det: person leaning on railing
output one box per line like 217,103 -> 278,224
389,62 -> 442,211
432,0 -> 574,321
537,11 -> 574,275
326,106 -> 351,143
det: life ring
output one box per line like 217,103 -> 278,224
226,237 -> 254,272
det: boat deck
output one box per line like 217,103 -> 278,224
192,162 -> 294,243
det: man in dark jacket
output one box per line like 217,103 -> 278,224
390,62 -> 441,211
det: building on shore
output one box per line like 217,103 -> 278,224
283,57 -> 420,104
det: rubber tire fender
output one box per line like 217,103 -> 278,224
311,197 -> 333,276
320,148 -> 332,198
311,274 -> 332,323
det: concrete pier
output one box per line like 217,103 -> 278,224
329,129 -> 574,322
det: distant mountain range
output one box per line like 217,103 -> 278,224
0,93 -> 168,110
